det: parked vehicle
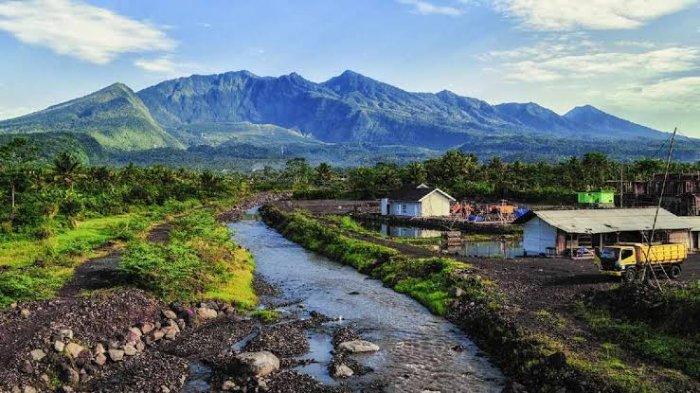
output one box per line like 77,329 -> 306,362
595,243 -> 687,282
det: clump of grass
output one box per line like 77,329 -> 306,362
252,308 -> 281,323
119,209 -> 257,307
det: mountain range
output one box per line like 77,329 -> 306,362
0,70 -> 695,166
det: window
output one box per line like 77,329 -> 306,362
621,249 -> 634,260
401,204 -> 408,214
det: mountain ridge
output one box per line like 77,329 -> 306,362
0,69 -> 683,157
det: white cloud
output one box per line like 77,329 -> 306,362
135,57 -> 176,73
483,41 -> 699,82
0,0 -> 175,64
495,0 -> 697,30
397,0 -> 464,16
612,77 -> 700,110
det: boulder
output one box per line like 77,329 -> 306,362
58,329 -> 73,340
221,380 -> 238,391
22,386 -> 36,393
196,307 -> 218,320
108,349 -> 124,362
127,327 -> 142,342
332,363 -> 354,378
164,324 -> 180,340
123,343 -> 137,356
64,343 -> 85,359
152,330 -> 165,341
94,353 -> 107,366
20,309 -> 31,318
29,349 -> 46,361
338,340 -> 380,353
162,309 -> 177,320
54,341 -> 65,352
141,322 -> 155,334
235,351 -> 280,377
93,343 -> 105,355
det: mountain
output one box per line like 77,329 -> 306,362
0,69 -> 690,163
563,105 -> 668,140
0,83 -> 182,150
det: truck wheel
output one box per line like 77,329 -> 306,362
669,265 -> 681,280
622,268 -> 636,283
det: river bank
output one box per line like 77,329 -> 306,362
260,204 -> 700,393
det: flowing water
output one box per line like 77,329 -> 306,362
229,213 -> 505,392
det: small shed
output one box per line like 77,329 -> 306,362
514,208 -> 693,256
381,184 -> 455,218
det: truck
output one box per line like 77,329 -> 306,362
595,242 -> 687,283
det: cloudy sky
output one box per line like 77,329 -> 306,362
0,0 -> 699,135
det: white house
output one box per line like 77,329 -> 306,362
381,184 -> 455,218
515,208 -> 693,257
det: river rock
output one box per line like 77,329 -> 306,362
152,330 -> 165,341
196,307 -> 218,320
29,349 -> 46,361
22,386 -> 36,393
94,353 -> 107,366
20,309 -> 30,318
162,309 -> 177,320
58,329 -> 73,340
54,341 -> 65,352
164,324 -> 180,339
338,340 -> 380,353
141,322 -> 155,334
93,343 -> 105,355
127,327 -> 142,342
123,343 -> 137,356
235,351 -> 280,377
221,380 -> 238,391
108,349 -> 124,362
65,343 -> 85,358
332,363 -> 354,378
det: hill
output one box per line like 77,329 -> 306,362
0,83 -> 182,151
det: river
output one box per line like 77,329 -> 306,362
228,213 -> 504,392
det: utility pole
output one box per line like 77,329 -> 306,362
642,127 -> 677,289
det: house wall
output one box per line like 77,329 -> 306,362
522,217 -> 558,255
389,201 -> 421,217
420,191 -> 452,217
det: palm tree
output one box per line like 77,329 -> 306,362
52,152 -> 82,190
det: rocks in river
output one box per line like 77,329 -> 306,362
338,340 -> 380,353
196,307 -> 218,320
29,349 -> 46,361
235,351 -> 280,377
332,363 -> 354,378
108,349 -> 124,362
64,342 -> 85,358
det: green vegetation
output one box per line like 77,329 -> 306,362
261,205 -> 490,316
252,308 -> 281,323
0,137 -> 251,307
120,209 -> 256,307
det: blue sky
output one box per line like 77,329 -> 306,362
0,0 -> 699,135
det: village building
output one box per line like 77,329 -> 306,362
619,173 -> 700,216
682,217 -> 700,251
514,208 -> 693,257
381,184 -> 455,218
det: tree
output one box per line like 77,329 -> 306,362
0,138 -> 38,211
314,162 -> 334,186
52,151 -> 82,190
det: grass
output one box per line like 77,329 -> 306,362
0,199 -> 203,307
252,308 -> 281,323
261,206 -> 493,316
119,208 -> 257,308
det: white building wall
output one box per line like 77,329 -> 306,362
420,192 -> 451,217
389,202 -> 421,217
522,217 -> 558,255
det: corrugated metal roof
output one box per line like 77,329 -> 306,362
527,208 -> 691,234
681,217 -> 700,231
